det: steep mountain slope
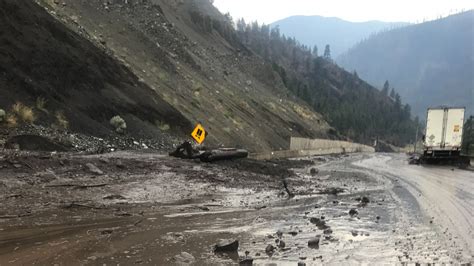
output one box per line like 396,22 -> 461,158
271,15 -> 408,57
235,20 -> 418,146
2,0 -> 334,152
0,0 -> 191,140
337,11 -> 474,117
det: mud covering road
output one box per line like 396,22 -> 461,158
0,151 -> 472,265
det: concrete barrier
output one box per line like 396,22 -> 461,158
289,137 -> 375,153
250,137 -> 374,160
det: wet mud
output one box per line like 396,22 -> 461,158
0,151 -> 471,265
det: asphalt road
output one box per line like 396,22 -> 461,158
355,153 -> 474,261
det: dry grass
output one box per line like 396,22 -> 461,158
55,111 -> 69,129
12,102 -> 35,123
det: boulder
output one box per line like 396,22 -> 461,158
239,257 -> 253,265
86,163 -> 104,175
349,208 -> 358,216
265,244 -> 275,255
308,236 -> 320,249
214,239 -> 239,252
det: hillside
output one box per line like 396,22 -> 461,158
271,15 -> 408,57
0,0 -> 191,142
235,20 -> 419,146
337,11 -> 474,117
0,0 -> 335,152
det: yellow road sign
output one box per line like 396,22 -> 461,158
191,124 -> 206,144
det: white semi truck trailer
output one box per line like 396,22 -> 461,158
422,107 -> 466,163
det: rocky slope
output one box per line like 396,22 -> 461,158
17,0 -> 333,152
0,0 -> 191,144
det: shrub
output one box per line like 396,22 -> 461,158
157,120 -> 170,131
0,109 -> 5,122
6,114 -> 17,128
36,97 -> 48,113
110,115 -> 127,133
55,111 -> 69,129
12,102 -> 35,123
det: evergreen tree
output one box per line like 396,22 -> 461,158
236,18 -> 246,32
323,44 -> 331,59
312,45 -> 318,57
382,80 -> 389,96
353,70 -> 359,79
390,88 -> 396,98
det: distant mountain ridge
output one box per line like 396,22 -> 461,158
270,15 -> 408,57
337,11 -> 474,117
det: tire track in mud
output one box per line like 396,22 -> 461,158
354,153 -> 473,263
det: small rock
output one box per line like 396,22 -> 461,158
276,229 -> 283,238
86,163 -> 103,175
298,262 -> 306,266
288,231 -> 298,236
214,239 -> 239,252
310,217 -> 329,229
309,168 -> 318,175
349,209 -> 358,216
351,231 -> 358,237
174,252 -> 195,264
376,216 -> 381,220
265,244 -> 275,255
323,228 -> 333,235
239,257 -> 253,265
38,169 -> 58,182
197,206 -> 210,211
116,160 -> 125,169
308,236 -> 320,249
361,196 -> 370,204
103,194 -> 126,200
278,240 -> 286,249
99,157 -> 110,164
101,229 -> 114,235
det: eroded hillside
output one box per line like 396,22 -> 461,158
0,0 -> 191,143
33,0 -> 333,151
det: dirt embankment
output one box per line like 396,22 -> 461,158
0,0 -> 191,142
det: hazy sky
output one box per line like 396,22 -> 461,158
213,0 -> 474,24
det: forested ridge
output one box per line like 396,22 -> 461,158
189,7 -> 420,146
337,11 -> 474,117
